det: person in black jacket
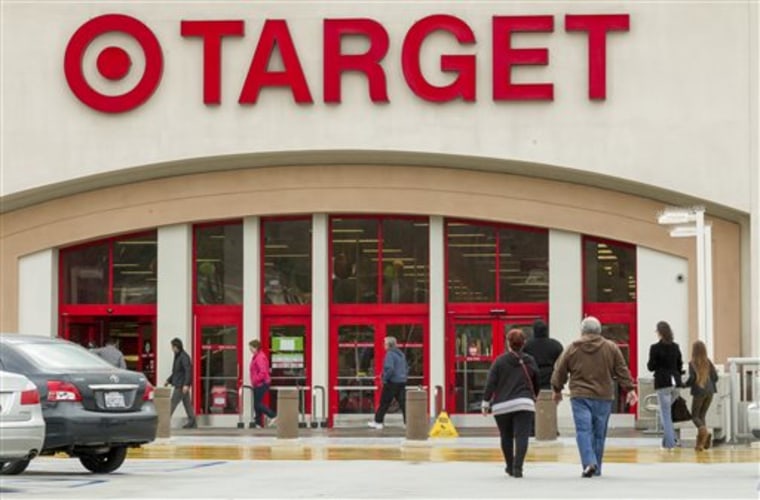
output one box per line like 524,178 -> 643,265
482,329 -> 540,478
524,320 -> 563,389
165,337 -> 197,429
646,321 -> 684,450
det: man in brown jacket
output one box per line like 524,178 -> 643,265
551,316 -> 638,478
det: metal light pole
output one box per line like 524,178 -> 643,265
657,207 -> 713,359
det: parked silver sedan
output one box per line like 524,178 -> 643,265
0,370 -> 45,469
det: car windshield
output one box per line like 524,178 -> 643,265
15,342 -> 115,370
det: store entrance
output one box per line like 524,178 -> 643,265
194,312 -> 242,415
446,313 -> 541,414
330,316 -> 427,425
261,316 -> 311,420
61,315 -> 156,383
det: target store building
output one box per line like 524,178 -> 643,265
1,1 -> 758,427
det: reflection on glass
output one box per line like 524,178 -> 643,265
199,324 -> 239,414
454,324 -> 493,413
195,224 -> 243,304
499,228 -> 548,302
263,219 -> 312,305
381,219 -> 429,304
447,223 -> 496,302
268,325 -> 308,416
336,324 -> 376,413
113,232 -> 157,304
331,219 -> 378,304
62,242 -> 109,304
584,239 -> 637,303
503,323 -> 534,354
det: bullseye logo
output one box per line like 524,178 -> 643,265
64,14 -> 163,113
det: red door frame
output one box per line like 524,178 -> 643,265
328,313 -> 429,426
193,308 -> 243,415
260,313 -> 312,414
445,306 -> 547,414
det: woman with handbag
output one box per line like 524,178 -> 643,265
684,340 -> 719,451
482,329 -> 540,478
647,321 -> 685,450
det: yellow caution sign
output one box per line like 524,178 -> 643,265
428,411 -> 459,438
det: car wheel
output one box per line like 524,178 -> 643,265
79,446 -> 128,474
0,459 -> 31,475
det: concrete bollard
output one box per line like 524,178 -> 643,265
535,389 -> 558,441
405,387 -> 428,441
154,387 -> 172,438
276,388 -> 299,440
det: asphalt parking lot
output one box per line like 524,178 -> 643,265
1,436 -> 758,499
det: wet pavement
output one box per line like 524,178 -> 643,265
2,427 -> 758,499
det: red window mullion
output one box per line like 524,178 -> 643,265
376,219 -> 384,304
494,229 -> 501,302
107,241 -> 114,304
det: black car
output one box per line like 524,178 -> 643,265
0,334 -> 157,474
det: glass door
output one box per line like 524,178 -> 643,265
61,315 -> 156,382
330,316 -> 428,424
447,314 -> 541,414
261,316 -> 311,418
195,313 -> 242,415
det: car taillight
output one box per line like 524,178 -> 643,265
47,380 -> 82,402
20,383 -> 41,405
142,382 -> 155,401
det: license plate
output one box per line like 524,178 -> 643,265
104,391 -> 126,408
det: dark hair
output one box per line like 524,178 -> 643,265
656,321 -> 674,343
506,329 -> 526,352
249,339 -> 261,349
532,320 -> 548,338
170,338 -> 184,351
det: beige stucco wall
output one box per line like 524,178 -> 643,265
0,164 -> 741,361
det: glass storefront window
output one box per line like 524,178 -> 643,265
499,228 -> 548,302
387,324 -> 424,387
331,217 -> 429,305
263,219 -> 312,305
113,233 -> 157,304
381,219 -> 429,304
62,242 -> 109,304
584,238 -> 637,302
332,218 -> 379,304
195,223 -> 243,305
447,223 -> 496,302
447,222 -> 548,303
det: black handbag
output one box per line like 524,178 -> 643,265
671,395 -> 692,422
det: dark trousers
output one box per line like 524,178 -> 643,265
691,393 -> 713,428
374,382 -> 406,424
494,411 -> 533,473
253,383 -> 276,427
170,387 -> 196,423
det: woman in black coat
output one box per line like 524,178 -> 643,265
646,321 -> 684,450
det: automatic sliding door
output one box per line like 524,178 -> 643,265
335,324 -> 377,414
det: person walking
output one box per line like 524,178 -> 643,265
482,329 -> 540,478
647,320 -> 685,450
368,336 -> 408,430
684,340 -> 719,451
249,339 -> 277,427
165,337 -> 197,429
92,336 -> 127,369
551,316 -> 637,478
524,320 -> 563,390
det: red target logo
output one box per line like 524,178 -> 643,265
64,14 -> 163,113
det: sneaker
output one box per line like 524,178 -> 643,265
268,417 -> 278,427
581,465 -> 597,478
182,421 -> 197,429
367,421 -> 384,430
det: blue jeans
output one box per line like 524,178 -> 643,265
656,387 -> 680,448
570,398 -> 612,476
253,383 -> 276,427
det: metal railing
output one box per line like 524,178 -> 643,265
311,385 -> 327,428
238,383 -> 327,429
237,384 -> 255,428
727,357 -> 760,443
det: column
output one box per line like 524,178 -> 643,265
18,249 -> 58,336
428,216 -> 445,414
312,213 -> 329,423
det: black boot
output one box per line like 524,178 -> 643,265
513,468 -> 523,478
